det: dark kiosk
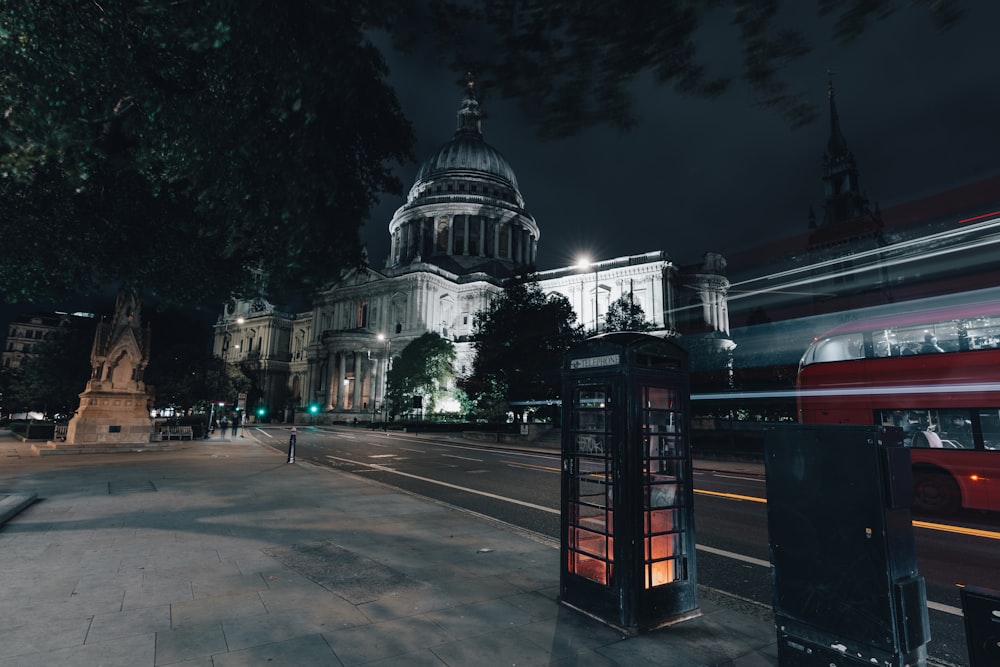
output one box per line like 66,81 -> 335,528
765,425 -> 930,666
559,332 -> 700,634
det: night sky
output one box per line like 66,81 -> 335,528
363,4 -> 1000,273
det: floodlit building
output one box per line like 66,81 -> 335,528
215,79 -> 731,422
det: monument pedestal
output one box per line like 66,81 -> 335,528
31,289 -> 172,456
63,386 -> 153,445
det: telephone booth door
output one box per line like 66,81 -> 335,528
560,332 -> 700,634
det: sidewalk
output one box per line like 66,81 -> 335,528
0,432 -> 778,666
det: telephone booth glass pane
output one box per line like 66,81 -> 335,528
642,385 -> 687,588
566,386 -> 614,585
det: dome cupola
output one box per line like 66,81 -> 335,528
387,76 -> 540,278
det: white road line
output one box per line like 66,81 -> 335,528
442,454 -> 484,462
696,544 -> 770,568
713,474 -> 765,483
400,447 -> 425,454
324,454 -> 556,514
927,601 -> 963,616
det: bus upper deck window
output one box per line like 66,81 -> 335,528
812,334 -> 864,363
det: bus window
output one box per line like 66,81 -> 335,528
876,409 -> 975,449
979,409 -> 1000,450
809,334 -> 864,363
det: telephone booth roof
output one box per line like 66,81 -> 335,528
563,332 -> 688,372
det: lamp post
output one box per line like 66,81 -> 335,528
576,257 -> 600,333
377,333 -> 391,430
213,315 -> 244,430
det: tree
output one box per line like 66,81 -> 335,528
404,1 -> 965,136
463,279 -> 583,421
0,1 -> 414,307
385,332 -> 455,418
142,309 -> 251,414
604,294 -> 655,332
6,318 -> 96,418
1,1 -> 965,308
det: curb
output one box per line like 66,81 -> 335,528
0,493 -> 38,527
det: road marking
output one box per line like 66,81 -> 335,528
503,460 -> 560,473
696,544 -> 770,568
713,473 -> 765,483
400,447 -> 425,454
368,454 -> 396,459
695,489 -> 768,504
324,454 -> 557,514
912,520 -> 1000,541
442,454 -> 483,462
927,600 -> 963,616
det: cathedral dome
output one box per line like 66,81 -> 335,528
387,77 -> 539,278
404,77 -> 526,209
413,134 -> 520,193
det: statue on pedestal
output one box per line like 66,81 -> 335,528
56,288 -> 155,448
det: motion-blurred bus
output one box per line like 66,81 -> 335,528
797,301 -> 1000,513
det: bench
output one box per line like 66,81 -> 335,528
159,426 -> 193,441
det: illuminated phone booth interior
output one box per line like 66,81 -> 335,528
559,332 -> 700,634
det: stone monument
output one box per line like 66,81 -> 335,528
35,290 -> 156,453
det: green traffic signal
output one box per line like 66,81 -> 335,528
309,404 -> 319,414
257,406 -> 266,417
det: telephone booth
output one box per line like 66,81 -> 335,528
559,332 -> 700,634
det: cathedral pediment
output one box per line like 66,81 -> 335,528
338,266 -> 386,288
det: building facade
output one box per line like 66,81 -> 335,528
215,79 -> 731,423
2,311 -> 95,370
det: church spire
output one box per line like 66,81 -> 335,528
819,70 -> 868,227
826,70 -> 849,158
455,73 -> 483,138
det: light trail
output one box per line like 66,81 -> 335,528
693,381 -> 1000,401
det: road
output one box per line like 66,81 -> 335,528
256,425 -> 998,666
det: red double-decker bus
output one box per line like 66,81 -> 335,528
796,300 -> 1000,514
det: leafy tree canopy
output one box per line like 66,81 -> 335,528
604,293 -> 655,333
0,1 -> 414,306
464,279 -> 583,416
386,332 -> 455,417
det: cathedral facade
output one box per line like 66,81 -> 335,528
214,80 -> 730,423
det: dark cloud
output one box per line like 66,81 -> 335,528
364,4 -> 1000,271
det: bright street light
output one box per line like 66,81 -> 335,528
576,256 -> 599,333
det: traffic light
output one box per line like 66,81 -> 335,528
309,404 -> 319,414
257,406 -> 266,418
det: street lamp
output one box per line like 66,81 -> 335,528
377,333 -> 391,429
576,256 -> 600,333
213,315 -> 246,429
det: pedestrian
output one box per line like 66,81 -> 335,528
220,416 -> 228,436
230,414 -> 238,437
287,427 -> 297,463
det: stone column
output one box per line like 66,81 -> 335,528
353,353 -> 363,410
337,353 -> 347,410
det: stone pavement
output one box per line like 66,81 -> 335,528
0,430 -> 778,666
